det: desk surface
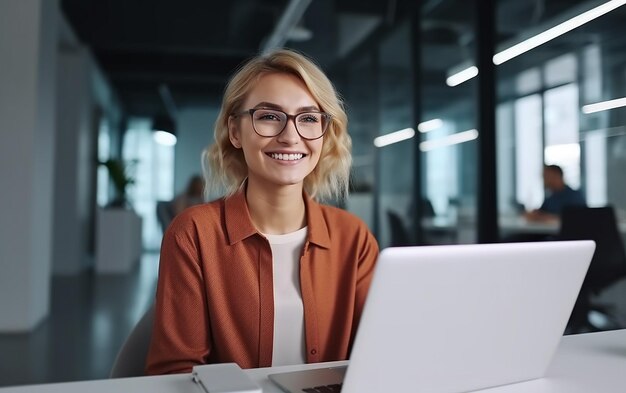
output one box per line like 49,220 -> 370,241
2,329 -> 626,392
423,216 -> 559,235
423,215 -> 626,236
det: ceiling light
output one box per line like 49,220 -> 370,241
447,0 -> 626,86
494,0 -> 626,65
373,128 -> 415,147
153,131 -> 177,146
582,96 -> 626,114
417,118 -> 444,133
419,129 -> 478,151
446,66 -> 478,87
152,115 -> 177,146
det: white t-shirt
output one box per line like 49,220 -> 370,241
263,227 -> 308,366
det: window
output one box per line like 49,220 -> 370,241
122,118 -> 175,250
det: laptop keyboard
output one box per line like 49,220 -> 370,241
302,384 -> 342,392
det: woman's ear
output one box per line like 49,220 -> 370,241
228,117 -> 242,149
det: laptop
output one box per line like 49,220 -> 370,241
269,240 -> 595,393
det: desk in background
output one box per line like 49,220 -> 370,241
1,329 -> 625,392
422,215 -> 626,243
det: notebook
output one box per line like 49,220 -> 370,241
269,240 -> 595,393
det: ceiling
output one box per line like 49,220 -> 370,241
61,0 -> 404,121
60,0 -> 626,122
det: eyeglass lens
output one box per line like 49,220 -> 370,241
251,109 -> 327,139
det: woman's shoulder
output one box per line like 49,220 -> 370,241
316,203 -> 369,231
167,198 -> 224,234
314,202 -> 379,258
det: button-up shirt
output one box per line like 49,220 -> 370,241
145,190 -> 379,374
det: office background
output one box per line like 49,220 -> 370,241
1,0 -> 626,387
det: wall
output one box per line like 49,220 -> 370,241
174,106 -> 219,198
52,14 -> 124,275
0,0 -> 58,331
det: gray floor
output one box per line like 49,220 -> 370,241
0,253 -> 159,388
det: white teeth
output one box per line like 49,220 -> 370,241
270,153 -> 303,161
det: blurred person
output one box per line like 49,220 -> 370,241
172,174 -> 205,216
146,49 -> 379,374
525,165 -> 586,222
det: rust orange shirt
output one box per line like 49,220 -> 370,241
145,190 -> 379,374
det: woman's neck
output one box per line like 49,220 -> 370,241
245,178 -> 307,235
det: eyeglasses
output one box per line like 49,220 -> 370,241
233,108 -> 331,140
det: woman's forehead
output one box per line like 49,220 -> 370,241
242,72 -> 319,110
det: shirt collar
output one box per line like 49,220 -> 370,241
303,193 -> 331,249
224,190 -> 258,245
224,188 -> 331,249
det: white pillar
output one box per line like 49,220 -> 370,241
0,0 -> 58,331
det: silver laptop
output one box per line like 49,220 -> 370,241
269,240 -> 595,393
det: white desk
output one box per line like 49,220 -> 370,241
2,329 -> 626,392
423,215 -> 626,236
422,216 -> 559,235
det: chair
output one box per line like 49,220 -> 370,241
387,210 -> 412,247
421,198 -> 435,218
110,305 -> 155,378
558,206 -> 626,332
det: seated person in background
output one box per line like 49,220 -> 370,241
145,49 -> 379,374
172,175 -> 205,216
525,165 -> 586,222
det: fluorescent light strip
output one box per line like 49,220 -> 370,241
446,66 -> 478,87
419,129 -> 478,151
582,97 -> 626,114
417,118 -> 444,133
373,128 -> 415,147
494,0 -> 626,65
447,0 -> 626,86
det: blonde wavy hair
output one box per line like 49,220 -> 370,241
202,49 -> 351,201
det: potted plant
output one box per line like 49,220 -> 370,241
99,158 -> 137,208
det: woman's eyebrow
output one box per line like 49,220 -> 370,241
253,102 -> 321,112
253,101 -> 282,110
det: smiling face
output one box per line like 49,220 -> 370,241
228,72 -> 324,194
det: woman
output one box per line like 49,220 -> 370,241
145,49 -> 379,374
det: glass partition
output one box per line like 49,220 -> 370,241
376,20 -> 414,248
420,0 -> 478,244
342,53 -> 378,234
495,0 -> 626,239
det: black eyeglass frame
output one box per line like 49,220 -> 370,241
232,108 -> 332,140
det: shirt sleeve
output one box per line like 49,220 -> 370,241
145,220 -> 211,375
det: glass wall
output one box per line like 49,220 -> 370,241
342,52 -> 378,235
419,1 -> 479,244
332,0 -> 626,250
495,0 -> 626,237
377,20 -> 414,248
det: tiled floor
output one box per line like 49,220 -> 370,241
0,253 -> 159,388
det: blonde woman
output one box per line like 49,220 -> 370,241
146,49 -> 379,374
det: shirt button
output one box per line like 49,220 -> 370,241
310,349 -> 317,355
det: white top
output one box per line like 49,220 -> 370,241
263,227 -> 308,367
